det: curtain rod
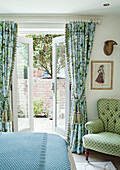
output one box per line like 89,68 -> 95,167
0,18 -> 18,23
66,18 -> 100,24
0,15 -> 101,24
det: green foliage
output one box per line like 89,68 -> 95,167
46,108 -> 50,118
17,104 -> 24,118
33,98 -> 45,115
26,34 -> 64,77
56,43 -> 65,74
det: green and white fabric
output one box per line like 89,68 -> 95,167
83,99 -> 120,157
65,22 -> 96,154
0,21 -> 18,132
98,99 -> 120,135
83,132 -> 120,157
85,119 -> 104,134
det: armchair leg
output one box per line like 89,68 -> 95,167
85,149 -> 89,162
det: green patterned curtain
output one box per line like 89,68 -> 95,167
65,22 -> 96,154
0,21 -> 18,132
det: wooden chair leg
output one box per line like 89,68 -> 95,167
85,149 -> 89,162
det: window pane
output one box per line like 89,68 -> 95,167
56,42 -> 65,130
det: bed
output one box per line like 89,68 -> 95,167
0,133 -> 76,170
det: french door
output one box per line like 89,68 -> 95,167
52,36 -> 70,137
13,37 -> 33,132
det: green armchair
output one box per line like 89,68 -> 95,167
83,99 -> 120,161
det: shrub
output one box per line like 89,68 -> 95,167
33,98 -> 45,115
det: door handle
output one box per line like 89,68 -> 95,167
52,82 -> 54,93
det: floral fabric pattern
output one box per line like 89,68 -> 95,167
65,22 -> 96,154
0,21 -> 18,132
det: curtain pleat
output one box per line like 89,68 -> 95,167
0,21 -> 18,132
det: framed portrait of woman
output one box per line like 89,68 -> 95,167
91,61 -> 113,90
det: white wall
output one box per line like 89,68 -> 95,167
86,16 -> 120,121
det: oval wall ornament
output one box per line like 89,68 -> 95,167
104,40 -> 118,56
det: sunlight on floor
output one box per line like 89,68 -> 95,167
34,118 -> 53,133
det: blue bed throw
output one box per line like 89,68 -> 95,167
0,133 -> 71,170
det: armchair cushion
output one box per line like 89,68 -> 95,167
85,119 -> 104,134
83,132 -> 120,157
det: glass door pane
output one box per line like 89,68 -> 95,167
56,42 -> 65,130
17,42 -> 30,131
52,36 -> 70,137
13,36 -> 33,132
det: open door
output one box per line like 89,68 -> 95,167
52,36 -> 70,137
13,37 -> 33,132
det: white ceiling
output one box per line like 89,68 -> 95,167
0,0 -> 120,15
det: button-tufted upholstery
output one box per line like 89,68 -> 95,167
83,99 -> 120,158
98,99 -> 120,135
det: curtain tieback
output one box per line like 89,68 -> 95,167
73,88 -> 85,125
73,111 -> 83,125
0,95 -> 12,123
73,112 -> 77,124
74,88 -> 85,103
77,112 -> 82,124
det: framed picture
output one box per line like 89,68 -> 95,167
91,61 -> 113,90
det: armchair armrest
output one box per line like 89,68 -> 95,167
85,119 -> 104,134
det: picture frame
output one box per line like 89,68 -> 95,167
91,61 -> 113,90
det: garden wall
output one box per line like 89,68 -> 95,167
17,68 -> 65,118
33,78 -> 53,115
33,77 -> 65,117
